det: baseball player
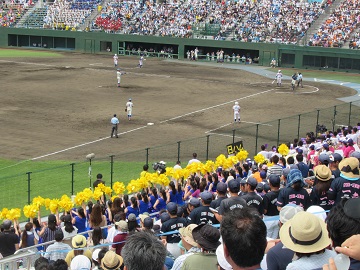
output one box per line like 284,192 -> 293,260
275,70 -> 282,86
233,101 -> 241,123
125,98 -> 133,120
116,68 -> 126,87
113,54 -> 118,67
138,55 -> 145,68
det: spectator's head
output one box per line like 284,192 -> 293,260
314,165 -> 332,182
280,212 -> 331,257
92,249 -> 102,267
339,157 -> 359,179
228,179 -> 240,193
200,191 -> 213,205
72,235 -> 87,249
192,224 -> 220,252
287,169 -> 305,190
143,164 -> 149,171
70,255 -> 91,270
326,198 -> 360,248
166,202 -> 178,216
330,153 -> 343,167
143,217 -> 153,230
50,259 -> 67,270
318,153 -> 330,166
268,174 -> 280,188
55,229 -> 64,242
221,208 -> 267,269
295,154 -> 303,162
34,257 -> 49,270
192,153 -> 197,159
97,173 -> 103,179
287,156 -> 295,165
216,182 -> 227,196
246,177 -> 257,192
2,219 -> 11,230
279,204 -> 304,225
160,212 -> 170,224
101,250 -> 123,270
121,232 -> 167,270
115,220 -> 128,232
188,198 -> 200,211
179,224 -> 198,251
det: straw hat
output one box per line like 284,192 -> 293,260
339,157 -> 359,179
72,235 -> 87,248
314,165 -> 332,181
279,211 -> 330,253
101,251 -> 123,270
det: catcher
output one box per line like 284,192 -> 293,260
125,98 -> 133,121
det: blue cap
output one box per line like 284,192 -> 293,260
200,191 -> 213,201
247,177 -> 258,187
166,202 -> 177,214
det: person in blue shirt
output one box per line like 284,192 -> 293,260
138,192 -> 151,214
176,183 -> 185,206
125,197 -> 139,219
167,182 -> 178,204
153,189 -> 167,211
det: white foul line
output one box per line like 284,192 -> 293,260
205,123 -> 233,133
31,126 -> 148,160
160,89 -> 275,123
206,132 -> 243,139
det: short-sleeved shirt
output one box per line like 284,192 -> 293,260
210,196 -> 227,210
155,197 -> 167,211
126,206 -> 139,218
218,196 -> 247,215
160,217 -> 187,243
263,190 -> 280,216
182,252 -> 218,270
169,190 -> 177,203
176,191 -> 185,206
74,216 -> 87,234
112,232 -> 128,255
266,241 -> 294,270
277,187 -> 311,210
138,200 -> 149,214
310,188 -> 334,211
111,117 -> 119,125
187,205 -> 218,225
0,231 -> 19,257
241,192 -> 264,214
328,176 -> 360,204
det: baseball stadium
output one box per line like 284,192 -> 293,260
0,0 -> 360,268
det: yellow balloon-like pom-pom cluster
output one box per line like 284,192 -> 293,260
254,154 -> 266,164
278,144 -> 290,156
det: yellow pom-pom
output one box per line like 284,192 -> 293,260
236,149 -> 249,161
44,198 -> 51,210
93,189 -> 103,201
0,208 -> 9,220
23,205 -> 37,219
113,182 -> 126,195
58,195 -> 74,212
49,199 -> 59,214
278,144 -> 290,156
6,208 -> 21,221
254,154 -> 266,164
32,196 -> 45,210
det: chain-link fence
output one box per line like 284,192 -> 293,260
1,100 -> 359,213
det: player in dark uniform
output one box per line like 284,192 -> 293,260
187,191 -> 218,225
241,177 -> 264,215
263,174 -> 281,238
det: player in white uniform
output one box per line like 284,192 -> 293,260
113,54 -> 118,67
125,98 -> 133,120
233,101 -> 241,123
116,68 -> 125,87
138,55 -> 145,68
276,70 -> 282,87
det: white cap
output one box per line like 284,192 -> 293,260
235,101 -> 239,105
278,70 -> 281,73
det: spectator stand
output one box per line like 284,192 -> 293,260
0,1 -> 34,27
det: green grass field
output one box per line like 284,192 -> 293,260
0,48 -> 63,58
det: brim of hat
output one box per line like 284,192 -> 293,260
279,217 -> 330,253
192,229 -> 221,251
216,244 -> 232,270
101,254 -> 123,270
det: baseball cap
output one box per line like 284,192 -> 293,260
282,168 -> 290,178
143,217 -> 153,229
347,139 -> 354,145
216,182 -> 227,193
350,151 -> 360,159
189,198 -> 200,207
167,202 -> 178,214
318,153 -> 330,163
260,171 -> 267,179
228,179 -> 240,192
139,213 -> 149,223
92,248 -> 101,262
279,204 -> 304,224
240,178 -> 247,185
252,164 -> 258,172
160,212 -> 170,223
70,255 -> 91,270
115,220 -> 128,232
200,191 -> 213,201
268,174 -> 280,186
330,153 -> 343,162
127,213 -> 136,222
246,177 -> 258,188
296,148 -> 303,155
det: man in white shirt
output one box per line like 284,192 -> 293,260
232,101 -> 241,123
188,153 -> 200,166
44,230 -> 71,262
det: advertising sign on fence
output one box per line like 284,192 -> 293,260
226,141 -> 243,155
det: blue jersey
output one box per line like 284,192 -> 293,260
74,216 -> 87,234
156,197 -> 167,211
176,190 -> 185,206
126,206 -> 139,218
138,200 -> 149,214
169,190 -> 177,203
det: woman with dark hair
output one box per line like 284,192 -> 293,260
242,163 -> 250,178
166,182 -> 177,204
176,183 -> 185,206
89,204 -> 107,229
61,214 -> 78,246
87,226 -> 108,249
111,197 -> 124,221
38,214 -> 59,251
138,192 -> 151,214
122,194 -> 130,208
125,197 -> 140,219
86,201 -> 93,221
310,165 -> 334,211
20,222 -> 37,248
32,217 -> 44,251
183,180 -> 199,201
153,189 -> 167,211
208,173 -> 219,193
72,206 -> 87,234
149,188 -> 158,212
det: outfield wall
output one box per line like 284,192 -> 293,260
1,28 -> 360,71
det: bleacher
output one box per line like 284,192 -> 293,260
22,7 -> 47,28
0,3 -> 32,27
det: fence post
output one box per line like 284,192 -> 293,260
348,102 -> 352,126
110,155 -> 114,188
232,129 -> 235,144
297,114 -> 301,139
177,141 -> 181,162
206,135 -> 210,161
71,163 -> 75,195
255,124 -> 259,156
277,119 -> 281,146
145,148 -> 149,165
316,109 -> 320,134
26,172 -> 32,205
333,105 -> 337,131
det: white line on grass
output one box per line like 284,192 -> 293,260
206,132 -> 243,139
205,123 -> 233,133
0,60 -> 55,67
31,125 -> 148,160
160,89 -> 275,124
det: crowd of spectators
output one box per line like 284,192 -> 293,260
309,0 -> 360,48
0,125 -> 360,269
0,1 -> 32,27
43,0 -> 101,30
